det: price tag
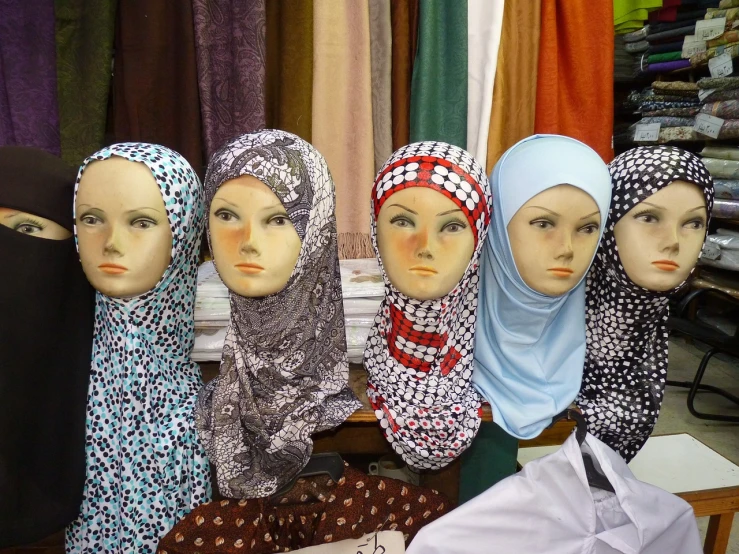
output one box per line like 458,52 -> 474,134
300,532 -> 406,553
682,35 -> 707,58
694,113 -> 725,138
695,17 -> 726,41
634,123 -> 661,142
699,88 -> 716,101
709,52 -> 734,78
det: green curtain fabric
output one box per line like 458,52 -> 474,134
409,0 -> 468,148
55,0 -> 116,166
458,422 -> 519,503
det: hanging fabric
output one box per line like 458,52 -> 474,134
534,0 -> 615,162
66,143 -> 212,554
0,147 -> 94,548
0,0 -> 61,155
196,130 -> 362,499
410,0 -> 468,148
265,0 -> 314,142
407,432 -> 704,554
192,0 -> 267,158
110,1 -> 204,174
466,0 -> 505,171
369,0 -> 393,173
390,0 -> 419,150
364,141 -> 492,471
54,0 -> 116,166
577,147 -> 714,462
313,0 -> 375,259
485,0 -> 542,173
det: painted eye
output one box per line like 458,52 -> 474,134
132,218 -> 156,229
269,215 -> 290,226
214,209 -> 236,222
684,219 -> 705,230
580,223 -> 599,234
636,214 -> 658,224
390,217 -> 413,228
531,220 -> 553,229
80,215 -> 101,225
442,222 -> 466,233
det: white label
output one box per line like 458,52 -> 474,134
699,88 -> 716,101
634,123 -> 661,142
682,35 -> 707,58
709,52 -> 734,78
696,17 -> 726,41
299,532 -> 406,553
694,113 -> 725,138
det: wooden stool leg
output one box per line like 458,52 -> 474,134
704,512 -> 735,554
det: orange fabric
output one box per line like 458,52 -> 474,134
486,0 -> 541,173
534,0 -> 614,163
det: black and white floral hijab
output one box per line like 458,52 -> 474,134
576,146 -> 713,462
196,130 -> 361,499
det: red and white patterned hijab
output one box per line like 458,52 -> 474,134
364,141 -> 492,470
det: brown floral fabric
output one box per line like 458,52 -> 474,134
157,465 -> 451,553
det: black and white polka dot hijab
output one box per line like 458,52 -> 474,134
576,146 -> 713,462
67,143 -> 212,552
364,141 -> 492,471
195,130 -> 361,499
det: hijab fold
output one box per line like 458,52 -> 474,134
577,146 -> 713,462
196,130 -> 361,499
473,135 -> 612,440
66,143 -> 211,554
0,147 -> 93,547
364,141 -> 492,471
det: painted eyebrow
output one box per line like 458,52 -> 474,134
640,201 -> 664,210
526,205 -> 559,216
260,204 -> 286,212
437,208 -> 463,216
212,197 -> 239,208
688,206 -> 707,213
387,203 -> 418,215
125,206 -> 164,215
580,211 -> 600,220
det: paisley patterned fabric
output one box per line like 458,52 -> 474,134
66,143 -> 212,553
196,130 -> 361,499
192,0 -> 267,157
364,141 -> 491,471
577,146 -> 714,462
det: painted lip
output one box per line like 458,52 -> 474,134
652,259 -> 680,271
548,267 -> 574,277
409,265 -> 438,276
98,263 -> 128,275
235,262 -> 264,275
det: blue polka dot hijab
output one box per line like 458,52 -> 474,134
66,143 -> 212,553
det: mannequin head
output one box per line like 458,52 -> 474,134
508,185 -> 601,296
209,174 -> 301,297
0,208 -> 71,239
614,180 -> 707,291
75,156 -> 172,298
377,187 -> 474,300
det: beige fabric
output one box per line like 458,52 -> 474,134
313,0 -> 375,259
369,0 -> 393,174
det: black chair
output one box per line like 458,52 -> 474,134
666,287 -> 739,422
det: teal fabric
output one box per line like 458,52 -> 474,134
409,0 -> 467,148
459,422 -> 518,503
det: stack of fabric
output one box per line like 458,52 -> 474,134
697,76 -> 739,138
689,2 -> 739,67
701,229 -> 739,270
699,145 -> 739,222
615,0 -> 663,35
192,259 -> 384,364
616,31 -> 647,82
624,81 -> 702,142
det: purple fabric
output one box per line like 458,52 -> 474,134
192,0 -> 267,157
646,59 -> 692,73
0,0 -> 60,154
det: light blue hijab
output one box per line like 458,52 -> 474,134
472,135 -> 611,439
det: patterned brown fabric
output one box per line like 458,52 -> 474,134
157,465 -> 451,553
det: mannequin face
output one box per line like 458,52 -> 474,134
377,187 -> 474,300
614,180 -> 707,291
508,184 -> 601,296
0,208 -> 71,239
76,157 -> 172,298
209,175 -> 301,297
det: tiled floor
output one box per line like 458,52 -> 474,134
661,338 -> 739,553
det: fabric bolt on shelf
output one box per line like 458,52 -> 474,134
650,18 -> 703,33
624,25 -> 650,41
643,106 -> 701,116
54,0 -> 116,167
652,80 -> 700,93
645,24 -> 696,42
535,0 -> 614,162
265,0 -> 314,142
703,155 -> 739,177
647,93 -> 699,101
485,0 -> 541,172
648,51 -> 683,62
720,0 -> 739,8
702,144 -> 739,159
690,42 -> 739,67
369,0 -> 393,174
110,1 -> 204,174
313,0 -> 375,259
714,178 -> 739,198
647,40 -> 685,53
410,0 -> 468,149
390,0 -> 419,150
614,0 -> 663,26
466,0 -> 505,172
633,116 -> 696,126
712,198 -> 739,218
699,75 -> 739,88
192,0 -> 266,159
702,87 -> 739,101
0,0 -> 61,154
650,7 -> 713,22
617,20 -> 652,34
629,125 -> 698,142
647,59 -> 692,71
626,40 -> 650,52
707,28 -> 739,47
706,6 -> 739,20
701,99 -> 739,118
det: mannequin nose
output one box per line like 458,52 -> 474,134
659,226 -> 680,255
414,228 -> 434,260
554,231 -> 574,262
239,221 -> 259,255
103,224 -> 123,256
